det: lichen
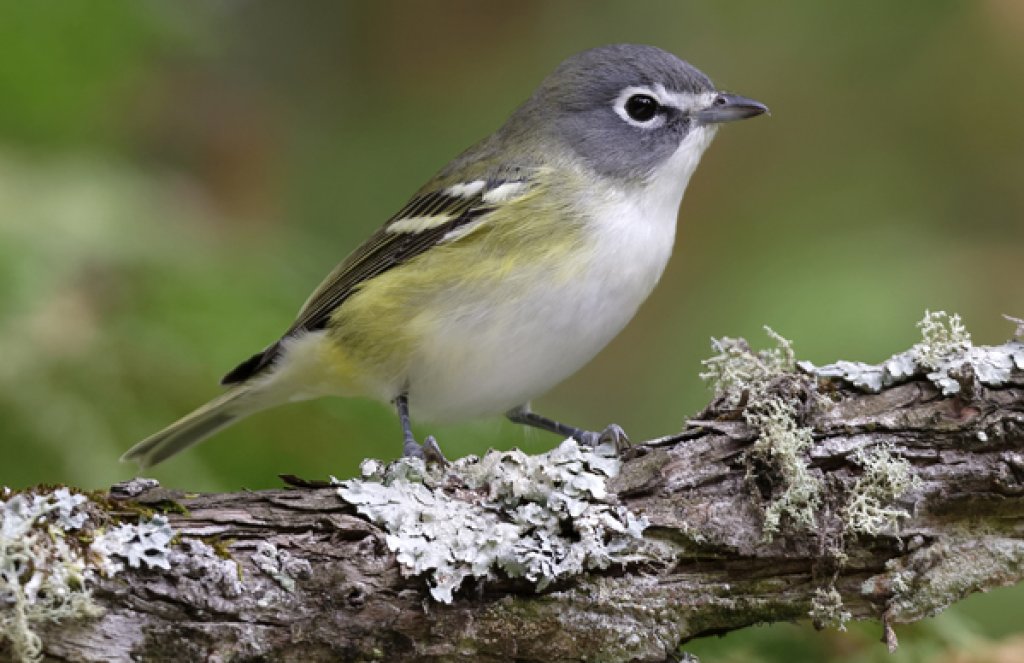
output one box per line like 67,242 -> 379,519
800,311 -> 1024,395
701,328 -> 823,540
337,439 -> 649,603
809,586 -> 850,631
745,397 -> 822,540
700,326 -> 795,408
89,514 -> 174,573
842,444 -> 922,537
866,537 -> 1024,624
913,311 -> 972,368
1,486 -> 175,662
1,488 -> 100,662
172,539 -> 243,598
251,541 -> 311,593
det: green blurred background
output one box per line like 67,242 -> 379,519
0,1 -> 1021,660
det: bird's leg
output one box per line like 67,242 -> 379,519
394,393 -> 447,464
506,404 -> 630,452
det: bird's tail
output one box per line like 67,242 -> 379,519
120,386 -> 261,469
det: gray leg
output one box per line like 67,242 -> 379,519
395,393 -> 447,464
506,404 -> 629,450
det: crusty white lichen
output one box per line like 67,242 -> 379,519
171,538 -> 243,599
337,439 -> 649,603
866,537 -> 1024,625
252,541 -> 311,593
1,487 -> 174,662
90,515 -> 174,574
809,586 -> 851,631
842,445 -> 922,537
800,311 -> 1024,395
701,328 -> 823,540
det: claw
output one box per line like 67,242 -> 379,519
402,435 -> 449,466
421,435 -> 449,466
574,424 -> 632,455
599,424 -> 631,453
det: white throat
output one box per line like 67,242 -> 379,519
566,122 -> 718,372
643,123 -> 718,220
587,123 -> 718,278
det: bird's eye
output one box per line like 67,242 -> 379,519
624,94 -> 659,122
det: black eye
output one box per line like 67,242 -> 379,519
624,94 -> 659,122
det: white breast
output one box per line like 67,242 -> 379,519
407,126 -> 718,421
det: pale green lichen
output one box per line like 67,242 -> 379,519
700,326 -> 795,408
913,311 -> 971,368
1,487 -> 175,662
801,311 -> 1024,395
337,439 -> 649,603
745,398 -> 822,540
842,445 -> 922,537
809,586 -> 851,631
701,328 -> 824,540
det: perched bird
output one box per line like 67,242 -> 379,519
122,43 -> 767,469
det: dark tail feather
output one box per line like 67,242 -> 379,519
221,341 -> 282,385
120,387 -> 254,469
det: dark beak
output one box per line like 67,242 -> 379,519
695,93 -> 769,125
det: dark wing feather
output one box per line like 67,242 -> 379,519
221,182 -> 513,384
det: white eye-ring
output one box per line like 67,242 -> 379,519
613,86 -> 667,129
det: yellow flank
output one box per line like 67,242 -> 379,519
323,172 -> 587,400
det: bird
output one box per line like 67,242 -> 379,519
121,43 -> 768,469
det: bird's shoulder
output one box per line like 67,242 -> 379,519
294,168 -> 544,327
220,164 -> 546,385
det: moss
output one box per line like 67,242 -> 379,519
146,499 -> 190,517
682,593 -> 809,641
205,537 -> 235,561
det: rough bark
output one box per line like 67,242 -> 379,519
10,336 -> 1024,662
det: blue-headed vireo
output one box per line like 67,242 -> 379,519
122,43 -> 767,468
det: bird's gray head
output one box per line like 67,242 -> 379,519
509,44 -> 767,183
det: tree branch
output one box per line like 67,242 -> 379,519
4,316 -> 1023,662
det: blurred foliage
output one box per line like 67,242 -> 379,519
0,1 -> 1021,660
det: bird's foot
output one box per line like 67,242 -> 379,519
402,435 -> 449,465
573,424 -> 631,454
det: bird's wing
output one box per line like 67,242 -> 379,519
221,176 -> 533,384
